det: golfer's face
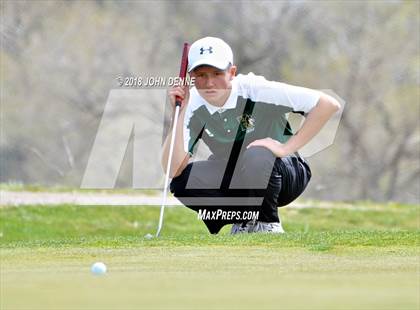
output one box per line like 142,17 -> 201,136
191,65 -> 235,105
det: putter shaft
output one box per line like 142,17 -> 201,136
156,104 -> 181,237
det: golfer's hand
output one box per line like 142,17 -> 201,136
168,85 -> 189,111
247,137 -> 291,158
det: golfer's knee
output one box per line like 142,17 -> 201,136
241,146 -> 276,176
170,163 -> 192,196
170,178 -> 182,196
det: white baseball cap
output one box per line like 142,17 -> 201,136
188,37 -> 233,72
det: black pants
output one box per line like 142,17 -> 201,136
170,146 -> 311,234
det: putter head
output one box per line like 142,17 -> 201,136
144,233 -> 154,240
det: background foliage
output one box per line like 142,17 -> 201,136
1,0 -> 419,203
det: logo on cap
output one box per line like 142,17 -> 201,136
199,46 -> 213,55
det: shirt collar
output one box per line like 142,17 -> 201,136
201,79 -> 238,115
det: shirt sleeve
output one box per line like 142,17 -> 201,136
239,73 -> 322,114
183,102 -> 202,156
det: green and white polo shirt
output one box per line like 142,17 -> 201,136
183,73 -> 321,159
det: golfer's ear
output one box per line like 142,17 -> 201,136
229,65 -> 237,80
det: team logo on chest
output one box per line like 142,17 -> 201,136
237,114 -> 255,133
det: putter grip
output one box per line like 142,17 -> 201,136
175,99 -> 182,107
175,42 -> 190,107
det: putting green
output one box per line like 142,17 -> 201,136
1,246 -> 418,309
1,203 -> 419,309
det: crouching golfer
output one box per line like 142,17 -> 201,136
162,37 -> 340,234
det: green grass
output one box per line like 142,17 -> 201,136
1,203 -> 418,248
1,202 -> 419,309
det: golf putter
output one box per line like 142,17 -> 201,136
155,42 -> 190,237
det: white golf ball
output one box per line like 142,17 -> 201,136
91,262 -> 107,275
